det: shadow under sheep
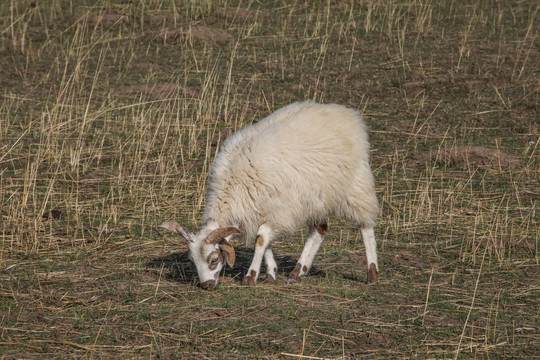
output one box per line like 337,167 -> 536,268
147,248 -> 324,286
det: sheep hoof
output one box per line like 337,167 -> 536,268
242,270 -> 257,286
367,263 -> 378,284
287,275 -> 301,284
287,263 -> 302,284
265,274 -> 277,284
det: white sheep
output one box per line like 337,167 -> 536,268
160,101 -> 379,290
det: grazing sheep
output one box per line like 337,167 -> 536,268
160,101 -> 379,290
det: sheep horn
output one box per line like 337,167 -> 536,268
159,221 -> 194,243
206,227 -> 241,245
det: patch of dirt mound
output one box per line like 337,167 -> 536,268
410,146 -> 521,172
74,11 -> 127,27
69,11 -> 182,29
187,25 -> 234,44
116,84 -> 195,98
158,25 -> 233,45
214,7 -> 265,23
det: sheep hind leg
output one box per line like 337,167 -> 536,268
264,247 -> 278,283
287,223 -> 327,284
243,224 -> 273,286
361,227 -> 379,283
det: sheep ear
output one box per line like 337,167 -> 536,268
159,221 -> 194,243
205,227 -> 241,245
219,239 -> 236,268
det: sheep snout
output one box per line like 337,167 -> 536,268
201,279 -> 217,290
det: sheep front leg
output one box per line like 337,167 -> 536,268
288,223 -> 326,283
243,224 -> 273,286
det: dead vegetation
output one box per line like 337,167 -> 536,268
214,7 -> 266,24
116,83 -> 195,98
410,145 -> 522,172
0,0 -> 538,358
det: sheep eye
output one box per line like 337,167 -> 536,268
210,257 -> 219,265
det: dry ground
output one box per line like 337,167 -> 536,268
0,0 -> 538,358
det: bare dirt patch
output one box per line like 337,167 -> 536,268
410,145 -> 521,172
187,25 -> 234,44
157,25 -> 233,45
70,10 -> 182,28
141,13 -> 183,25
75,11 -> 127,27
214,7 -> 265,23
116,84 -> 195,98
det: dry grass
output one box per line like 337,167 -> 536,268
1,0 -> 538,358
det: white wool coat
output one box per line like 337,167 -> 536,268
202,101 -> 379,245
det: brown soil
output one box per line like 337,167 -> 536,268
410,145 -> 521,172
157,25 -> 233,45
81,12 -> 127,27
214,7 -> 265,23
77,10 -> 182,27
116,84 -> 195,98
187,25 -> 234,44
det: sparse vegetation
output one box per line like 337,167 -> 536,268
0,0 -> 538,358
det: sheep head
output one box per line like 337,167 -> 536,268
159,221 -> 240,290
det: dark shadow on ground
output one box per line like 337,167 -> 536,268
147,248 -> 323,286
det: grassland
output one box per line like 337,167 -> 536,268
0,0 -> 538,358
